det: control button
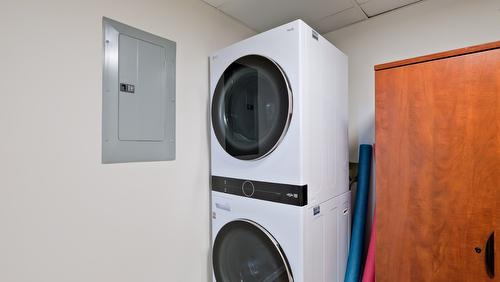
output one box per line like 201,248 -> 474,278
242,181 -> 255,197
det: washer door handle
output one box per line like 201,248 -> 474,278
215,202 -> 231,212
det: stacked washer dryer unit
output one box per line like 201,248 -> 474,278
210,20 -> 350,282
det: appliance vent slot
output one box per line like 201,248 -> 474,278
312,31 -> 319,41
313,206 -> 320,215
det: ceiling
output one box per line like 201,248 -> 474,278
202,0 -> 424,34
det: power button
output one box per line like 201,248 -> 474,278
242,181 -> 255,197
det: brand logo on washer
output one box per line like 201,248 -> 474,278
286,193 -> 298,198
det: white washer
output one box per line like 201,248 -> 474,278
212,190 -> 351,282
210,20 -> 348,205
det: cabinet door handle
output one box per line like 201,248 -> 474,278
485,232 -> 494,278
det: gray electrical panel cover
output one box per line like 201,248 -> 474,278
102,17 -> 176,163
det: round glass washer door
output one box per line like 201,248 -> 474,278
213,220 -> 293,282
211,55 -> 292,160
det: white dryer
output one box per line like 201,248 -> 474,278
210,20 -> 348,205
211,190 -> 351,282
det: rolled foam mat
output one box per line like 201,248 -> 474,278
362,209 -> 376,282
344,144 -> 372,282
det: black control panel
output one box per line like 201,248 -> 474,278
211,176 -> 307,206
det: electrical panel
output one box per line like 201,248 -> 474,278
102,18 -> 176,163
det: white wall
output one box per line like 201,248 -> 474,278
324,0 -> 500,162
0,1 -> 254,281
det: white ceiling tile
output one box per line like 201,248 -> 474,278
313,7 -> 366,34
359,0 -> 421,17
218,0 -> 354,32
201,0 -> 227,8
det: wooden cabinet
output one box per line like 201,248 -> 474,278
375,42 -> 499,281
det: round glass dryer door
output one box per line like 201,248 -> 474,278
213,220 -> 293,282
211,55 -> 292,160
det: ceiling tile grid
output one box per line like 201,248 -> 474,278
216,0 -> 354,32
202,0 -> 424,34
313,6 -> 366,34
359,0 -> 422,17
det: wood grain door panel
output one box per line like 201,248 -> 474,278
376,48 -> 499,281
